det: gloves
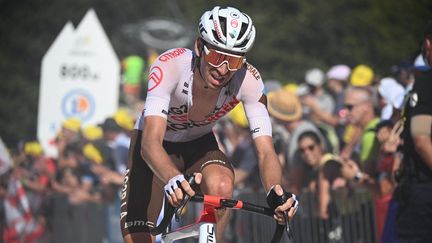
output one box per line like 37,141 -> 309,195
266,186 -> 298,212
164,174 -> 186,197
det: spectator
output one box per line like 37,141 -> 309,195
12,140 -> 55,242
113,107 -> 135,136
340,65 -> 375,160
302,68 -> 336,117
326,65 -> 351,141
101,117 -> 130,175
294,131 -> 346,218
267,89 -> 326,193
303,66 -> 351,153
344,87 -> 380,174
374,120 -> 403,241
395,20 -> 432,242
292,131 -> 326,195
391,60 -> 415,93
121,55 -> 145,105
56,118 -> 82,168
350,64 -> 375,88
82,124 -> 104,143
377,77 -> 405,121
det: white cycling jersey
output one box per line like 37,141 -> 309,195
134,48 -> 272,142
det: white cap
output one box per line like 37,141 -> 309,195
378,77 -> 405,109
326,65 -> 351,81
305,68 -> 325,86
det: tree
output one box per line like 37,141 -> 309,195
0,0 -> 431,147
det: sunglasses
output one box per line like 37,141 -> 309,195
344,103 -> 362,111
203,45 -> 246,71
344,104 -> 355,111
300,144 -> 316,153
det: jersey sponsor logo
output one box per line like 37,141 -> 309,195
246,63 -> 261,80
120,211 -> 127,220
168,105 -> 188,115
124,220 -> 154,229
250,127 -> 260,134
148,66 -> 163,92
166,96 -> 240,131
121,168 -> 130,201
158,48 -> 187,62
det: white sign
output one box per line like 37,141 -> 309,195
37,9 -> 120,157
0,137 -> 13,175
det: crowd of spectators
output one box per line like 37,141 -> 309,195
0,108 -> 136,243
0,55 -> 425,243
214,60 -> 422,242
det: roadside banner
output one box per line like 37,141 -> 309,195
37,9 -> 120,157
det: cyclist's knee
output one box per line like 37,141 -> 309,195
204,173 -> 234,197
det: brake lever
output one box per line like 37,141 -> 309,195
284,211 -> 294,240
174,175 -> 196,222
175,194 -> 191,221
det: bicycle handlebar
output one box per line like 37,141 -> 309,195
150,193 -> 287,242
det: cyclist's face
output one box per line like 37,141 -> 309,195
196,40 -> 243,90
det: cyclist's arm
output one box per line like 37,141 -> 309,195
253,135 -> 282,191
141,116 -> 181,183
239,67 -> 283,191
139,48 -> 190,183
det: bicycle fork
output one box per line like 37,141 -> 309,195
162,202 -> 218,243
198,223 -> 216,242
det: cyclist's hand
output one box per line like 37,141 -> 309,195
164,173 -> 202,207
267,185 -> 298,224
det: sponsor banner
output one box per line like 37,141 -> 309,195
37,9 -> 120,157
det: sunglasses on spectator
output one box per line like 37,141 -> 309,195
300,144 -> 316,153
344,100 -> 369,111
344,103 -> 361,111
203,45 -> 246,71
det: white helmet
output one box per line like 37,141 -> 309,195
198,6 -> 256,53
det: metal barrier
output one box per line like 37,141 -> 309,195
47,188 -> 377,243
230,188 -> 377,243
50,194 -> 106,243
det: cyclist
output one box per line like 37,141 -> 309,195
120,6 -> 298,242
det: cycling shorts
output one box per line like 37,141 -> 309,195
120,130 -> 233,236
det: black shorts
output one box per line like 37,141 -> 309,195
120,130 -> 233,236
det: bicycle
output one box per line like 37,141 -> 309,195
150,176 -> 293,243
